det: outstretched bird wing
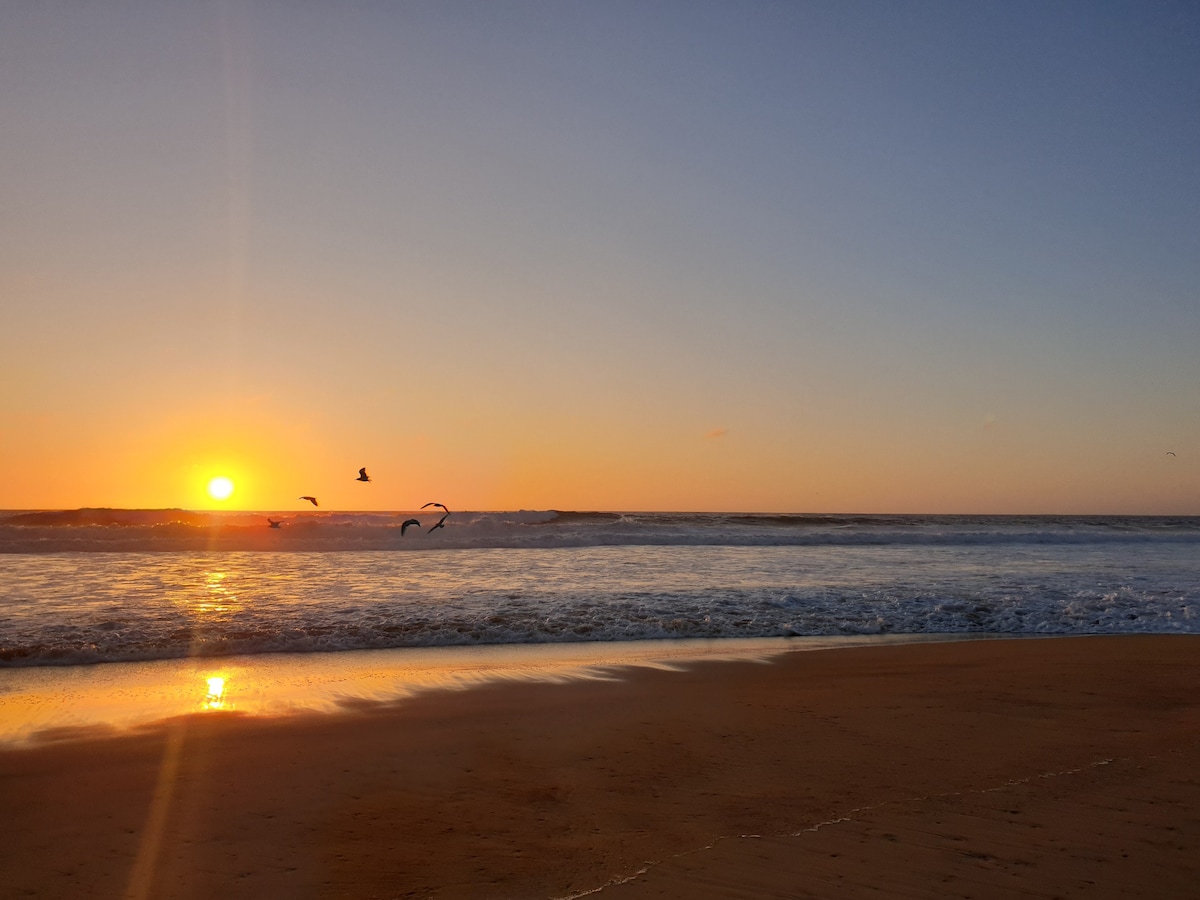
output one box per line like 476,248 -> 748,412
428,513 -> 449,532
421,502 -> 449,512
357,467 -> 371,481
299,496 -> 318,506
400,518 -> 421,535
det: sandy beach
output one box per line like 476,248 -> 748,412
2,634 -> 1197,899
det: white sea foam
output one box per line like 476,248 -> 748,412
1,515 -> 1198,667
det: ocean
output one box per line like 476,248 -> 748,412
3,510 -> 1198,668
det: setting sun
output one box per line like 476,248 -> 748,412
206,476 -> 235,501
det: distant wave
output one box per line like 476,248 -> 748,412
3,508 -> 235,527
1,509 -> 1198,553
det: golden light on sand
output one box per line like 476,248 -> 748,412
206,476 -> 235,501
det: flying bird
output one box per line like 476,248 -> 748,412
268,519 -> 283,529
356,467 -> 371,482
421,502 -> 450,513
1167,451 -> 1177,457
299,496 -> 318,506
400,518 -> 421,536
428,513 -> 449,533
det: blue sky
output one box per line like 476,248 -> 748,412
2,2 -> 1197,512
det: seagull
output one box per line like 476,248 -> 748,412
421,502 -> 450,513
356,467 -> 371,482
1167,451 -> 1177,457
268,519 -> 283,529
299,496 -> 319,506
400,518 -> 421,535
428,513 -> 449,533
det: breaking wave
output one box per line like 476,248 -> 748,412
2,509 -> 1198,553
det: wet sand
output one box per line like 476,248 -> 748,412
1,634 -> 1197,899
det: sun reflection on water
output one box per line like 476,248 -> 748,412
200,570 -> 234,613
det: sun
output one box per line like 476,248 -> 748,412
207,476 -> 235,501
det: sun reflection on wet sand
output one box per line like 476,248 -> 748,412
202,676 -> 229,710
0,635 -> 940,746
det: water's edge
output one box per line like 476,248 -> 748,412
0,633 -> 1004,747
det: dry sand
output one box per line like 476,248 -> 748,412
1,634 -> 1197,899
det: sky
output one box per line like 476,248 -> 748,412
2,1 -> 1198,514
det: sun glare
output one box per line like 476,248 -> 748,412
207,476 -> 235,501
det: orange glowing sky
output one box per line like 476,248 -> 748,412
2,4 -> 1198,514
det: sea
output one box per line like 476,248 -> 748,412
2,509 -> 1198,668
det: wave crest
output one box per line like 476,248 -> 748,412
2,509 -> 1198,553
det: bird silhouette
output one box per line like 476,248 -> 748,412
268,519 -> 283,529
428,513 -> 449,533
299,496 -> 318,506
356,467 -> 371,482
400,518 -> 421,535
421,502 -> 450,513
1167,451 -> 1177,457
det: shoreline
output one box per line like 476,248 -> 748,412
2,634 -> 1197,898
1,633 -> 987,747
